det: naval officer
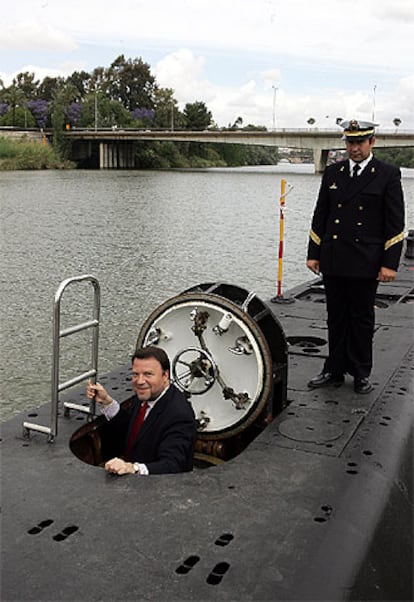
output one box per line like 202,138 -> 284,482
306,119 -> 405,393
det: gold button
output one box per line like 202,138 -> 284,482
333,234 -> 338,240
334,219 -> 340,224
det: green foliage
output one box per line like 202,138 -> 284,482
36,76 -> 66,101
375,147 -> 414,168
152,88 -> 183,129
1,54 -> 410,170
183,101 -> 212,130
0,106 -> 36,128
0,136 -> 74,169
105,55 -> 156,112
133,140 -> 278,169
133,141 -> 181,168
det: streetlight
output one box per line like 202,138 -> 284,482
272,85 -> 278,131
372,85 -> 377,122
94,90 -> 98,132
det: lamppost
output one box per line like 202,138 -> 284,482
94,91 -> 98,132
272,85 -> 278,131
372,85 -> 377,122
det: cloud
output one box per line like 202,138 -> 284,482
373,0 -> 414,22
5,0 -> 413,71
0,61 -> 87,88
156,48 -> 413,129
261,69 -> 282,90
2,0 -> 413,129
155,49 -> 215,103
0,20 -> 76,51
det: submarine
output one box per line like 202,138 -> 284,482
1,236 -> 413,602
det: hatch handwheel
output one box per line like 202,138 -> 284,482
172,347 -> 218,395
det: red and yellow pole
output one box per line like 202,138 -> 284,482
271,179 -> 294,304
277,178 -> 286,297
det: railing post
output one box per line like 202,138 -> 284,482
23,275 -> 100,442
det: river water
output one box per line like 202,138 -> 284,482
1,164 -> 413,420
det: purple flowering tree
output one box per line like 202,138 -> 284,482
0,102 -> 10,117
64,102 -> 83,126
27,99 -> 49,128
131,107 -> 154,125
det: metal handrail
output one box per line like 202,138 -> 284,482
23,275 -> 100,442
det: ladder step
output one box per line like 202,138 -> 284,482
60,319 -> 99,337
58,369 -> 96,392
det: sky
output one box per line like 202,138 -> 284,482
1,0 -> 413,130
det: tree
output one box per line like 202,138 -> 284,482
36,76 -> 65,101
183,101 -> 212,130
131,108 -> 155,127
64,102 -> 83,126
152,87 -> 182,129
0,105 -> 35,128
49,82 -> 80,155
0,81 -> 28,126
229,116 -> 243,130
66,71 -> 91,100
27,99 -> 49,128
104,55 -> 157,112
393,118 -> 402,132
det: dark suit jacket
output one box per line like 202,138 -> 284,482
106,385 -> 196,474
307,157 -> 405,278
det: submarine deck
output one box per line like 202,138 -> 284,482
1,258 -> 413,601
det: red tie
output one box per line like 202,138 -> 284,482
125,402 -> 148,460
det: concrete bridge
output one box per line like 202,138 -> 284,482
66,128 -> 413,171
2,126 -> 412,171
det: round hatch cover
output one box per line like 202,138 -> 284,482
278,417 -> 343,443
136,291 -> 274,439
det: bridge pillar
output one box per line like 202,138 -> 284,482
99,143 -> 106,168
313,148 -> 329,173
98,141 -> 135,169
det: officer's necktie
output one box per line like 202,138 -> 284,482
125,401 -> 148,460
352,163 -> 361,177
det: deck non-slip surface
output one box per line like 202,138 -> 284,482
1,259 -> 413,601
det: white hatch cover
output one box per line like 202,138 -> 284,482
136,292 -> 273,439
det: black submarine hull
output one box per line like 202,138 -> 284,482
1,252 -> 413,601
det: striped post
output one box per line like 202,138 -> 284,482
277,178 -> 286,297
271,179 -> 294,304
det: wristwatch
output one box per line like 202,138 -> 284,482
133,462 -> 140,474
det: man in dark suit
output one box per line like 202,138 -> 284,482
87,346 -> 197,475
306,119 -> 405,394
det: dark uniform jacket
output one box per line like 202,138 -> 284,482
307,157 -> 405,278
106,384 -> 197,474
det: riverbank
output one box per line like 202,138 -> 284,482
0,134 -> 282,170
0,136 -> 75,170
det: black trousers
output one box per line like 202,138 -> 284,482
322,276 -> 379,379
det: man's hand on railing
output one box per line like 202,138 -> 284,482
87,380 -> 113,407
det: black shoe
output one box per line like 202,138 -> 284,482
308,372 -> 344,388
354,377 -> 373,394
